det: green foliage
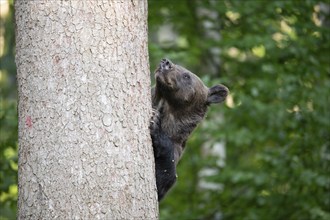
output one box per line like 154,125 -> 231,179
0,100 -> 17,220
0,1 -> 18,219
149,0 -> 330,219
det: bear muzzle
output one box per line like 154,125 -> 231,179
159,58 -> 173,72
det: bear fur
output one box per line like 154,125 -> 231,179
150,58 -> 229,201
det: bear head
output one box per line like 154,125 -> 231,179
154,58 -> 229,111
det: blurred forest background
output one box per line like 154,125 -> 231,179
1,0 -> 329,219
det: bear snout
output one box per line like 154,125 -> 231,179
160,58 -> 173,71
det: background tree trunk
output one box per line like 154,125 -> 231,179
15,1 -> 158,219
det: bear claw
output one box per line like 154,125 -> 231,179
150,109 -> 160,131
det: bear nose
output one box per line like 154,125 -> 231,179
160,58 -> 172,71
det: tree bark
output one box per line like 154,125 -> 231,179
15,0 -> 158,219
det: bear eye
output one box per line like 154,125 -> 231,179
183,73 -> 191,80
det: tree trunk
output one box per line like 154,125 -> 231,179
15,1 -> 158,219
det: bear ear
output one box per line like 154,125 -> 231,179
207,84 -> 229,105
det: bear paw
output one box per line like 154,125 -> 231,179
149,109 -> 160,132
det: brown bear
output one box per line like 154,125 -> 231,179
150,58 -> 229,201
